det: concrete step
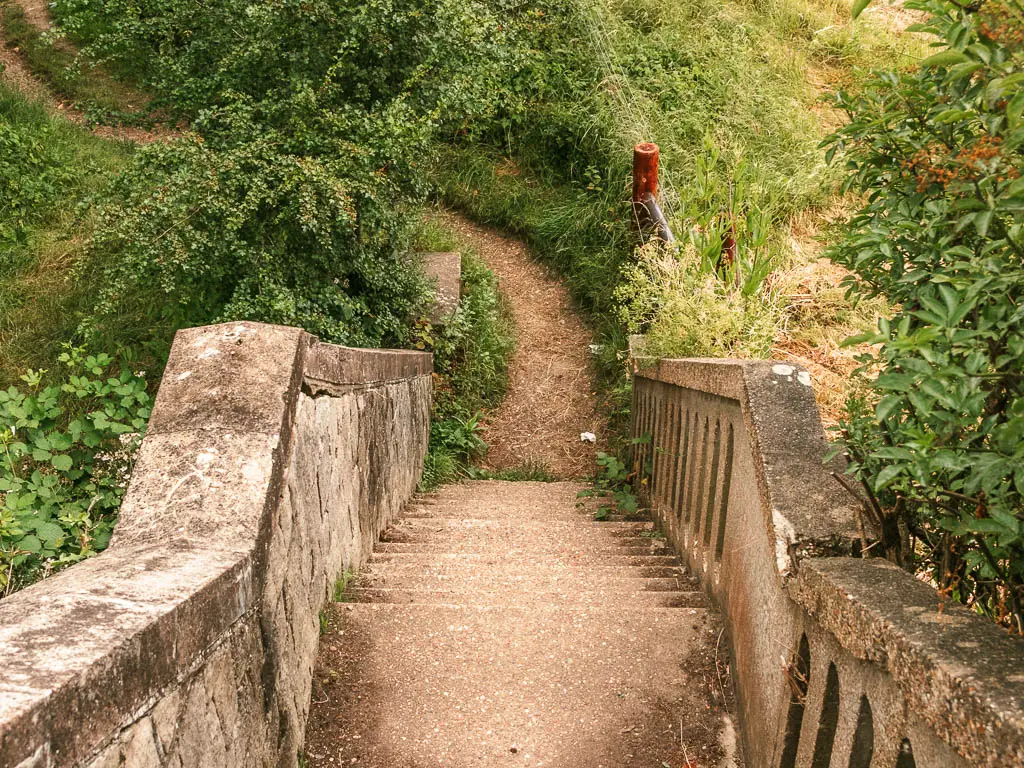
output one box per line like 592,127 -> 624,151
383,517 -> 657,537
403,505 -> 649,523
360,562 -> 690,583
309,600 -> 717,767
367,551 -> 683,568
374,541 -> 673,556
402,508 -> 654,527
343,588 -> 704,608
357,574 -> 686,593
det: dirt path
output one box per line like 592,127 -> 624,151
0,0 -> 174,143
440,212 -> 606,479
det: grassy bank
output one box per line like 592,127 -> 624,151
436,0 -> 924,424
0,0 -> 149,124
0,82 -> 131,385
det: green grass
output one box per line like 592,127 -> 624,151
0,0 -> 154,124
332,570 -> 358,602
436,0 -> 924,440
0,83 -> 132,386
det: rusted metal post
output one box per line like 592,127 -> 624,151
632,142 -> 674,243
632,142 -> 659,203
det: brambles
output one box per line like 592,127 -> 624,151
827,0 -> 1024,631
0,350 -> 151,594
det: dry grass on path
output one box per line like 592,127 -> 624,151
439,212 -> 607,480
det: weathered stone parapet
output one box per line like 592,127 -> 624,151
419,252 -> 461,325
633,359 -> 1024,768
0,322 -> 431,768
635,359 -> 861,581
790,558 -> 1024,766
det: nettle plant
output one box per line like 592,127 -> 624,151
826,0 -> 1024,631
0,350 -> 150,594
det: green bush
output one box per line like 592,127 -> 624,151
827,0 -> 1024,631
52,0 -> 528,356
80,130 -> 430,351
0,350 -> 151,594
412,222 -> 515,489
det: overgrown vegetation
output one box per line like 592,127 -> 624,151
2,0 -> 523,589
0,350 -> 150,594
435,0 -> 917,375
0,82 -> 130,383
414,220 -> 515,489
828,0 -> 1024,632
431,0 -> 917,512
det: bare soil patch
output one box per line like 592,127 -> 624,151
438,211 -> 606,479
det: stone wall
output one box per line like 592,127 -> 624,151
0,322 -> 431,768
633,359 -> 1024,768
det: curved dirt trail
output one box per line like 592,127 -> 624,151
439,211 -> 606,479
0,0 -> 175,143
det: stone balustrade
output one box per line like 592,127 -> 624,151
633,359 -> 1024,768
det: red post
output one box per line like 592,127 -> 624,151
632,142 -> 659,203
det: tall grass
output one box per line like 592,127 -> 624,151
437,0 -> 923,372
0,83 -> 132,384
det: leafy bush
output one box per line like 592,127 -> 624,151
827,0 -> 1024,631
428,249 -> 515,422
51,0 -> 528,356
0,350 -> 150,594
80,130 -> 430,350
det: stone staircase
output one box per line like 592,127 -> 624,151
305,481 -> 737,767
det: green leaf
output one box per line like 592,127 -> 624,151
1008,90 -> 1024,127
873,464 -> 902,491
920,51 -> 969,69
19,535 -> 42,554
50,454 -> 74,472
34,521 -> 65,545
975,210 -> 994,238
934,109 -> 973,124
851,0 -> 871,19
945,62 -> 983,82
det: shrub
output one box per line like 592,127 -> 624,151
615,240 -> 782,360
50,0 -> 530,357
827,0 -> 1024,631
0,350 -> 151,594
80,130 -> 431,351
